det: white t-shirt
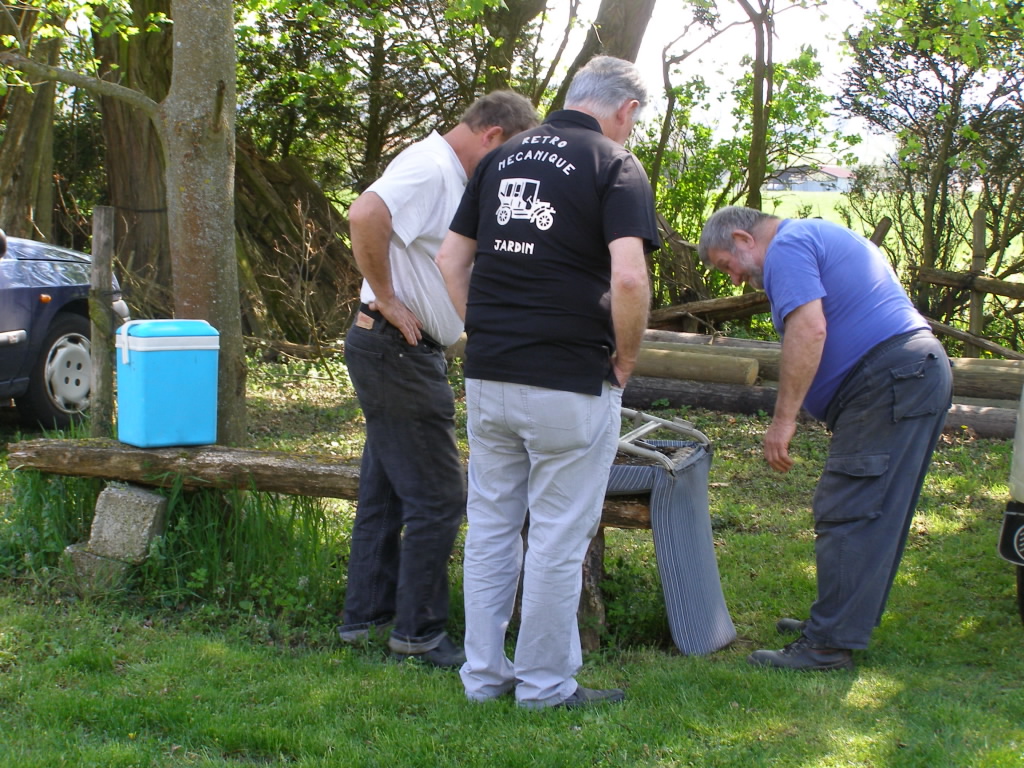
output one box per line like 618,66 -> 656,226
359,131 -> 467,346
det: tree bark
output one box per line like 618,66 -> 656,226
549,0 -> 657,110
159,1 -> 245,445
623,376 -> 1017,439
634,346 -> 759,385
6,438 -> 654,528
918,266 -> 1024,301
649,292 -> 771,328
738,0 -> 773,211
0,9 -> 58,239
93,0 -> 173,315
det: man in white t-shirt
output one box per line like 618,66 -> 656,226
338,92 -> 538,667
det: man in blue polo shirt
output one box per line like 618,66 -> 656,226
698,206 -> 953,671
438,56 -> 658,708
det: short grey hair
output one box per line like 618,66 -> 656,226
697,206 -> 778,265
461,90 -> 539,137
565,55 -> 649,120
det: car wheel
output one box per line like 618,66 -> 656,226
15,312 -> 92,429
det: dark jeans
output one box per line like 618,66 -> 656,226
807,330 -> 953,649
340,317 -> 466,650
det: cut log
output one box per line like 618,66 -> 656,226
634,347 -> 758,385
644,330 -> 1022,401
5,438 -> 653,529
945,403 -> 1017,440
643,340 -> 779,382
6,439 -> 361,499
644,328 -> 780,351
624,375 -> 779,415
623,376 -> 1017,439
949,358 -> 1024,400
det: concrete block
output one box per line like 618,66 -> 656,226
88,484 -> 167,564
64,543 -> 130,594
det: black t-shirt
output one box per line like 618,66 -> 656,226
449,110 -> 660,395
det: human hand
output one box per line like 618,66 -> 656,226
610,354 -> 633,389
369,297 -> 422,346
763,418 -> 797,473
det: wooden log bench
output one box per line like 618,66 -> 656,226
6,438 -> 653,651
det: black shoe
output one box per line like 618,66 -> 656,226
747,635 -> 853,671
390,635 -> 466,669
337,621 -> 393,646
554,685 -> 626,709
775,617 -> 807,635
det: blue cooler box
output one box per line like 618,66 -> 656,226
115,319 -> 219,447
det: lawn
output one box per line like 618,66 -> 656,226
1,356 -> 1022,767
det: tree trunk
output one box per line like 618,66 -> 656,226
549,0 -> 657,110
482,0 -> 548,91
634,347 -> 759,386
0,9 -> 58,239
739,0 -> 773,211
160,1 -> 245,445
7,438 -> 655,528
93,0 -> 174,318
622,377 -> 1017,439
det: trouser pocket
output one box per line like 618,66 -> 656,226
813,453 -> 889,523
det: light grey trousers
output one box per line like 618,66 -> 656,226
459,378 -> 622,707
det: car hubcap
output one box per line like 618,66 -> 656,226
44,333 -> 91,413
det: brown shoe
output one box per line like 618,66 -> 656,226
747,635 -> 853,671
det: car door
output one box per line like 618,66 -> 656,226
0,255 -> 36,396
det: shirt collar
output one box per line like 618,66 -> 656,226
543,109 -> 603,134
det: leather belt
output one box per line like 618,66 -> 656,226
356,303 -> 443,350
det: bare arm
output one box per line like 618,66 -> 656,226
436,231 -> 478,322
348,191 -> 422,345
764,298 -> 827,472
608,236 -> 651,388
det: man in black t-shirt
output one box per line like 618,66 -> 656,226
438,56 -> 659,710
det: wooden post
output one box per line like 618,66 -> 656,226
90,206 -> 116,438
869,216 -> 892,246
967,208 -> 987,358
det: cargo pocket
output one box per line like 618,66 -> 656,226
891,353 -> 943,422
812,453 -> 889,522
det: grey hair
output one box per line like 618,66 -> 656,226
460,90 -> 539,137
697,206 -> 778,265
565,55 -> 649,120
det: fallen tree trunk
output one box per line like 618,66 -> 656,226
950,358 -> 1024,400
642,339 -> 779,382
623,376 -> 1017,439
6,439 -> 362,499
634,347 -> 758,385
5,439 -> 653,529
624,375 -> 778,415
642,330 -> 1023,401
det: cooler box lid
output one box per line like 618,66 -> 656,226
116,319 -> 220,363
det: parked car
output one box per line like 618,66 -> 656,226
0,230 -> 129,428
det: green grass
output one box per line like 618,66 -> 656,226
763,190 -> 846,223
1,359 -> 1023,767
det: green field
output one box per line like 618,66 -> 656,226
762,190 -> 847,224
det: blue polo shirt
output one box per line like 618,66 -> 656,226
763,218 -> 929,419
